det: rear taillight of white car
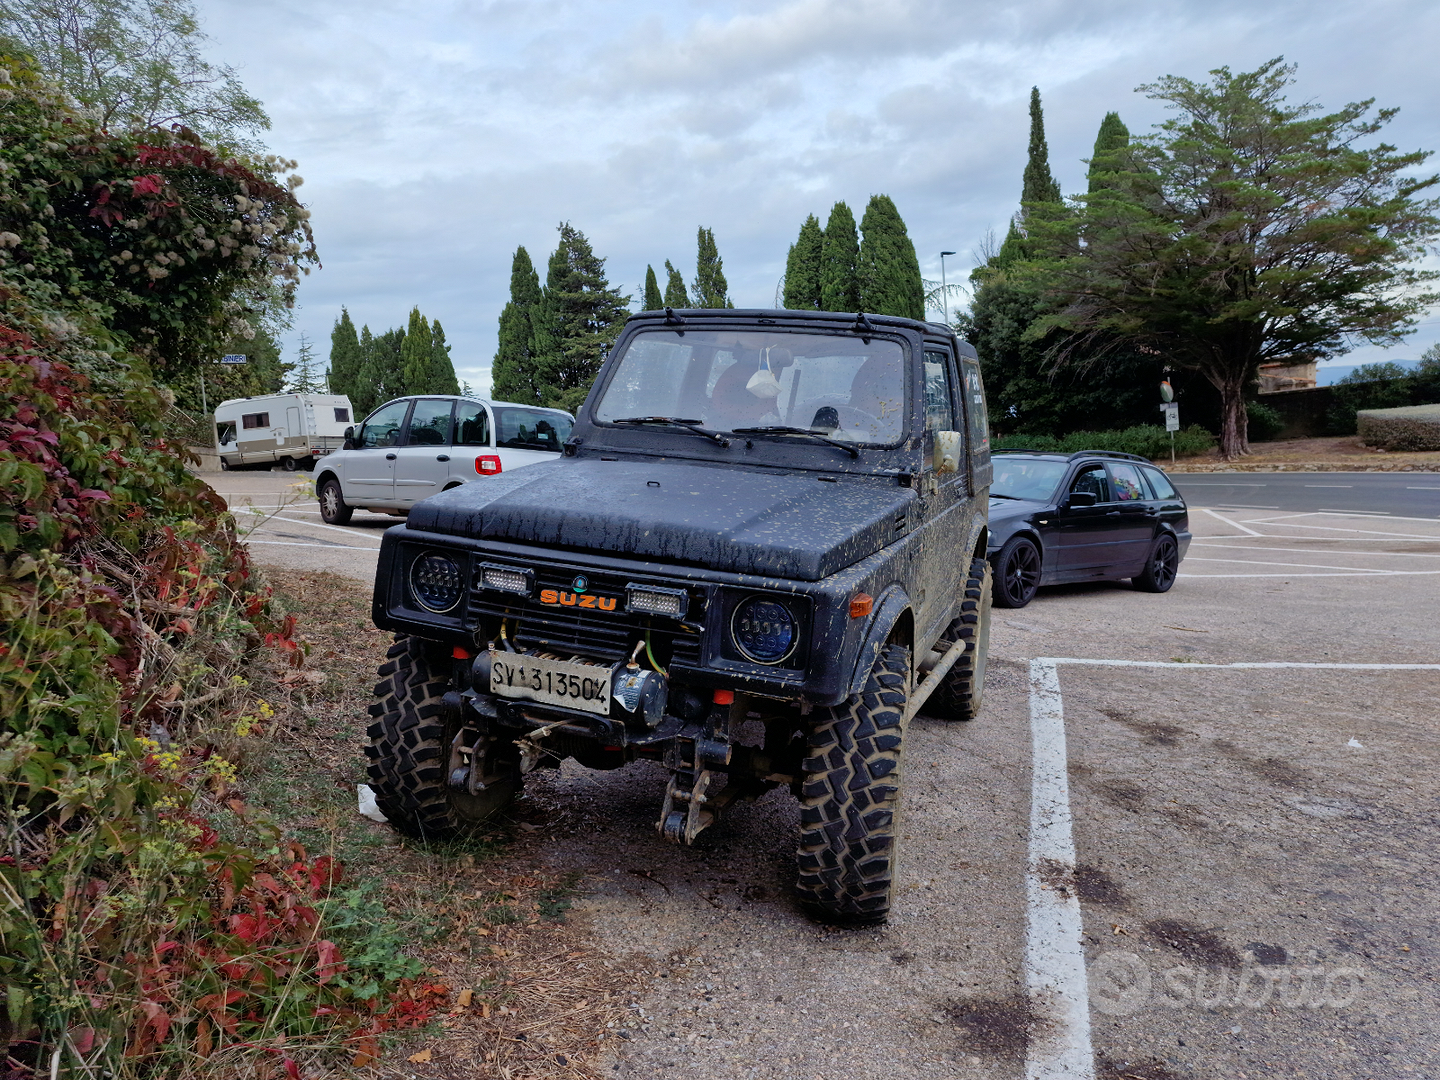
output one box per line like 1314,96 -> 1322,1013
476,455 -> 502,475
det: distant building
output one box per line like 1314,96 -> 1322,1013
1257,359 -> 1317,394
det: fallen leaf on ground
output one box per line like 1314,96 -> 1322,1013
407,1048 -> 432,1063
457,988 -> 474,1008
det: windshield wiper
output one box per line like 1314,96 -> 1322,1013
990,492 -> 1022,500
731,425 -> 860,459
610,416 -> 730,447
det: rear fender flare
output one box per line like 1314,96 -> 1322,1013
846,585 -> 914,697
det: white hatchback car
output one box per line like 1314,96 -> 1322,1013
314,395 -> 574,524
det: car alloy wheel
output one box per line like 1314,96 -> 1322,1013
1135,533 -> 1179,593
994,536 -> 1041,609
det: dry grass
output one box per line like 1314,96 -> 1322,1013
240,569 -> 651,1079
1171,434 -> 1440,470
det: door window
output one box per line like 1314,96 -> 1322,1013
215,421 -> 237,446
357,400 -> 410,448
404,399 -> 455,446
1107,462 -> 1147,502
454,401 -> 491,446
1070,464 -> 1111,502
922,349 -> 956,470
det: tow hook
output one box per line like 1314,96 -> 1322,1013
658,693 -> 736,845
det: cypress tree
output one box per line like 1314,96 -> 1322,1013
643,265 -> 664,310
663,259 -> 689,307
535,222 -> 630,412
819,201 -> 859,312
1021,86 -> 1062,207
783,213 -> 824,310
492,246 -> 544,405
327,307 -> 362,403
691,227 -> 731,308
429,319 -> 460,395
857,194 -> 925,320
1087,111 -> 1131,193
399,307 -> 431,395
355,325 -> 404,413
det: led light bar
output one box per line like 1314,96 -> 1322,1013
626,583 -> 689,619
478,562 -> 533,597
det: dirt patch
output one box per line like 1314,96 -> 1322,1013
1245,941 -> 1289,966
1096,1050 -> 1189,1080
251,569 -> 654,1079
943,994 -> 1038,1058
1168,434 -> 1440,472
1212,739 -> 1310,788
1144,919 -> 1242,969
1096,780 -> 1150,813
1101,710 -> 1189,747
1073,865 -> 1129,907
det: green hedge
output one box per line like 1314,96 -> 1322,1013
993,424 -> 1216,461
1355,404 -> 1440,451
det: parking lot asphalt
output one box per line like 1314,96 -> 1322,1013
1173,471 -> 1440,517
210,469 -> 1440,1080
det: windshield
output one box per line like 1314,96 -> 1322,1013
992,457 -> 1069,501
594,329 -> 907,445
492,406 -> 572,452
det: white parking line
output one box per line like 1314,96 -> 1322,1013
1183,556 -> 1440,573
1022,656 -> 1440,1078
1188,541 -> 1440,559
264,514 -> 387,541
1025,659 -> 1094,1080
1195,507 -> 1264,536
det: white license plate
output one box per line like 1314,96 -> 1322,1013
489,652 -> 612,716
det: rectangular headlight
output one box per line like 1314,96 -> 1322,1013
479,562 -> 533,596
626,583 -> 689,619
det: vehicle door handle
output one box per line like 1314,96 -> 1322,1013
385,453 -> 396,460
1105,510 -> 1121,516
436,455 -> 449,462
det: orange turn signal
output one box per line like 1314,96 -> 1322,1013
713,689 -> 735,705
849,593 -> 873,619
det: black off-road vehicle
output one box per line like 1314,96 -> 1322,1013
365,308 -> 993,924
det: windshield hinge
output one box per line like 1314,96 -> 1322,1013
563,436 -> 582,457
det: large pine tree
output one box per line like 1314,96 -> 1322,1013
783,213 -> 824,310
354,325 -> 404,414
857,195 -> 925,320
327,307 -> 362,403
1022,85 -> 1063,206
399,307 -> 432,396
491,246 -> 545,405
429,319 -> 460,395
643,265 -> 664,310
663,260 -> 689,307
1088,111 -> 1131,193
691,227 -> 732,308
532,222 -> 630,413
820,201 -> 860,312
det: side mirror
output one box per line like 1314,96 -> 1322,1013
1067,490 -> 1097,508
935,430 -> 961,474
342,426 -> 355,450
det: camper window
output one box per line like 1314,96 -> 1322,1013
334,407 -> 350,423
242,412 -> 270,429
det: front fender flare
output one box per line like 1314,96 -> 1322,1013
846,584 -> 913,698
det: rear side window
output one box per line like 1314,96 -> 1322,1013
405,398 -> 455,446
454,401 -> 491,446
922,349 -> 956,470
334,407 -> 350,423
1142,466 -> 1179,499
1108,462 -> 1146,501
493,406 -> 573,451
959,356 -> 991,490
241,412 -> 269,429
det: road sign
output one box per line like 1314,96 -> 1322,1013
1163,402 -> 1180,432
219,354 -> 247,365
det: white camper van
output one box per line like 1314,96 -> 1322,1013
214,393 -> 355,471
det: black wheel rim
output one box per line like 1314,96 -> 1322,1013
1004,543 -> 1041,605
1152,537 -> 1178,588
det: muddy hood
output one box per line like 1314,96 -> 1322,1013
404,458 -> 914,582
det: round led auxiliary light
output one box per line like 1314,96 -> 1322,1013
731,595 -> 798,665
410,552 -> 464,613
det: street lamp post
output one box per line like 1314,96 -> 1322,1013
940,251 -> 956,326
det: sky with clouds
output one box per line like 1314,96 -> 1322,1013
194,0 -> 1440,395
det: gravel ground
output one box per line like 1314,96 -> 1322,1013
222,466 -> 1440,1080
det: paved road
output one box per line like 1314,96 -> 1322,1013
1173,471 -> 1440,517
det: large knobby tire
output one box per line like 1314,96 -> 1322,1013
363,635 -> 520,841
795,642 -> 910,926
318,476 -> 353,525
993,535 -> 1041,609
925,557 -> 992,722
1133,532 -> 1180,593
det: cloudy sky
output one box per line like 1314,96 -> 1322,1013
195,0 -> 1440,395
